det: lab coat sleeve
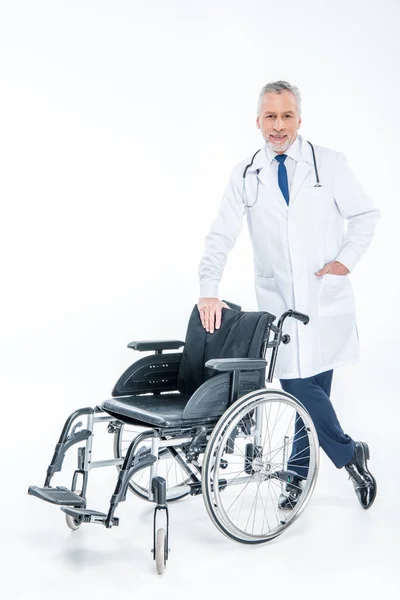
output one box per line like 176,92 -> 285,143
198,167 -> 245,298
333,152 -> 381,272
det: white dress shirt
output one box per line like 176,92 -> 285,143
264,135 -> 301,194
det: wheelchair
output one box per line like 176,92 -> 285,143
28,300 -> 319,574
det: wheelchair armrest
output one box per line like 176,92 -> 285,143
205,358 -> 267,372
128,340 -> 185,352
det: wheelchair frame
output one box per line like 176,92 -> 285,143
28,307 -> 317,574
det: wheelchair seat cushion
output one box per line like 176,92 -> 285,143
102,393 -> 194,427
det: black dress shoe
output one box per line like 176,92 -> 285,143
344,441 -> 377,510
278,475 -> 303,511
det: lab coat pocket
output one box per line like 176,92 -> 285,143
305,185 -> 327,193
303,185 -> 331,199
302,186 -> 333,213
318,274 -> 355,316
297,185 -> 335,230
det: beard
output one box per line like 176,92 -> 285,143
266,133 -> 293,153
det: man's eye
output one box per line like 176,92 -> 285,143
265,115 -> 273,118
284,115 -> 292,118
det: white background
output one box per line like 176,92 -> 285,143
0,0 -> 399,597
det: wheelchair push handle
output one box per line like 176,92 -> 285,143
275,309 -> 310,330
288,310 -> 309,325
265,309 -> 310,383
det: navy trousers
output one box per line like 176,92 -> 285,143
279,370 -> 356,478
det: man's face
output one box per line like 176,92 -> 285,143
256,91 -> 302,153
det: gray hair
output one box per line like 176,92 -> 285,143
257,80 -> 301,116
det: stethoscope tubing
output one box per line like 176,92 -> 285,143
242,140 -> 320,207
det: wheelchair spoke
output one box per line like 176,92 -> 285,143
244,481 -> 258,533
266,474 -> 281,523
260,403 -> 294,459
266,429 -> 309,465
225,473 -> 256,514
261,485 -> 272,533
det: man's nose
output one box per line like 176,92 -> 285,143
273,118 -> 285,131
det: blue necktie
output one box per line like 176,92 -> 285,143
275,154 -> 289,205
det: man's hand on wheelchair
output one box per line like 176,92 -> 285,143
197,298 -> 230,334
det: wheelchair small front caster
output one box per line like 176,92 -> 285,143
155,528 -> 167,574
65,513 -> 82,530
152,476 -> 169,575
65,490 -> 83,530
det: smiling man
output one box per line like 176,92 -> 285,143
197,80 -> 380,510
261,90 -> 299,150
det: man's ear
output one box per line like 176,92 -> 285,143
297,117 -> 302,130
256,116 -> 260,129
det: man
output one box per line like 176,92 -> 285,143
197,80 -> 380,510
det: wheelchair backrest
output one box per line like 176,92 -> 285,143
177,304 -> 276,397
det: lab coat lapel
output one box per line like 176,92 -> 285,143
289,161 -> 313,206
289,137 -> 314,206
257,163 -> 288,217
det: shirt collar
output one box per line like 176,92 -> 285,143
264,134 -> 301,164
246,134 -> 314,173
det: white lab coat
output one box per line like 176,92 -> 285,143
198,134 -> 380,379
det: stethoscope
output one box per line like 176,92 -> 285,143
242,140 -> 321,208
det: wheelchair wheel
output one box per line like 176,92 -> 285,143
65,490 -> 82,530
202,388 -> 319,544
65,514 -> 81,530
114,424 -> 191,502
155,528 -> 167,575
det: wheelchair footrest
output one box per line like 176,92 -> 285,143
28,486 -> 85,506
60,507 -> 117,526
